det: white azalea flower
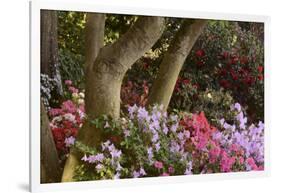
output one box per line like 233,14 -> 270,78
79,92 -> 85,98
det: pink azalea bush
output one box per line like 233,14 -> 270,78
180,102 -> 264,173
48,80 -> 85,158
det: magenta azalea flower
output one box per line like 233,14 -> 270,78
154,161 -> 163,169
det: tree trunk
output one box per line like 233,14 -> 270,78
62,16 -> 165,182
61,13 -> 106,182
85,13 -> 106,111
147,19 -> 207,110
41,10 -> 63,97
85,13 -> 105,72
40,100 -> 62,183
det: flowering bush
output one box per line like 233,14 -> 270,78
177,21 -> 264,122
214,50 -> 264,122
121,80 -> 149,108
72,103 -> 264,181
180,102 -> 264,173
41,74 -> 56,109
170,80 -> 236,127
74,105 -> 193,180
48,80 -> 85,159
120,21 -> 264,123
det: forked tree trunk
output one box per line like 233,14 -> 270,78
40,100 -> 62,183
147,19 -> 208,110
62,16 -> 165,182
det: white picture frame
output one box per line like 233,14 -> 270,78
30,0 -> 271,192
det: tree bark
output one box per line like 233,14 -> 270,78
41,10 -> 63,96
61,16 -> 165,182
85,13 -> 106,72
147,19 -> 207,110
40,100 -> 62,183
85,13 -> 106,112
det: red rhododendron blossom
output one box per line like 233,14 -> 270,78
143,63 -> 149,69
219,69 -> 227,77
229,56 -> 239,65
195,49 -> 205,57
222,51 -> 229,59
257,66 -> 263,73
196,60 -> 204,67
219,79 -> 231,89
230,70 -> 238,81
182,79 -> 190,85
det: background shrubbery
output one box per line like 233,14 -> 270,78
49,13 -> 264,125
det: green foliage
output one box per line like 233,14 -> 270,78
58,49 -> 85,89
104,15 -> 137,44
57,11 -> 86,89
170,84 -> 236,127
74,141 -> 97,155
57,12 -> 138,90
58,11 -> 86,56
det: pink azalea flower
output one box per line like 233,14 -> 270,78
49,108 -> 62,116
154,161 -> 163,169
68,86 -> 78,93
64,80 -> 72,86
168,166 -> 175,174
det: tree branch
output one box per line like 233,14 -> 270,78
85,13 -> 105,73
91,16 -> 165,77
147,19 -> 208,110
85,16 -> 165,117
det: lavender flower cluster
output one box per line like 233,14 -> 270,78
128,104 -> 193,177
81,140 -> 124,179
213,103 -> 264,169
